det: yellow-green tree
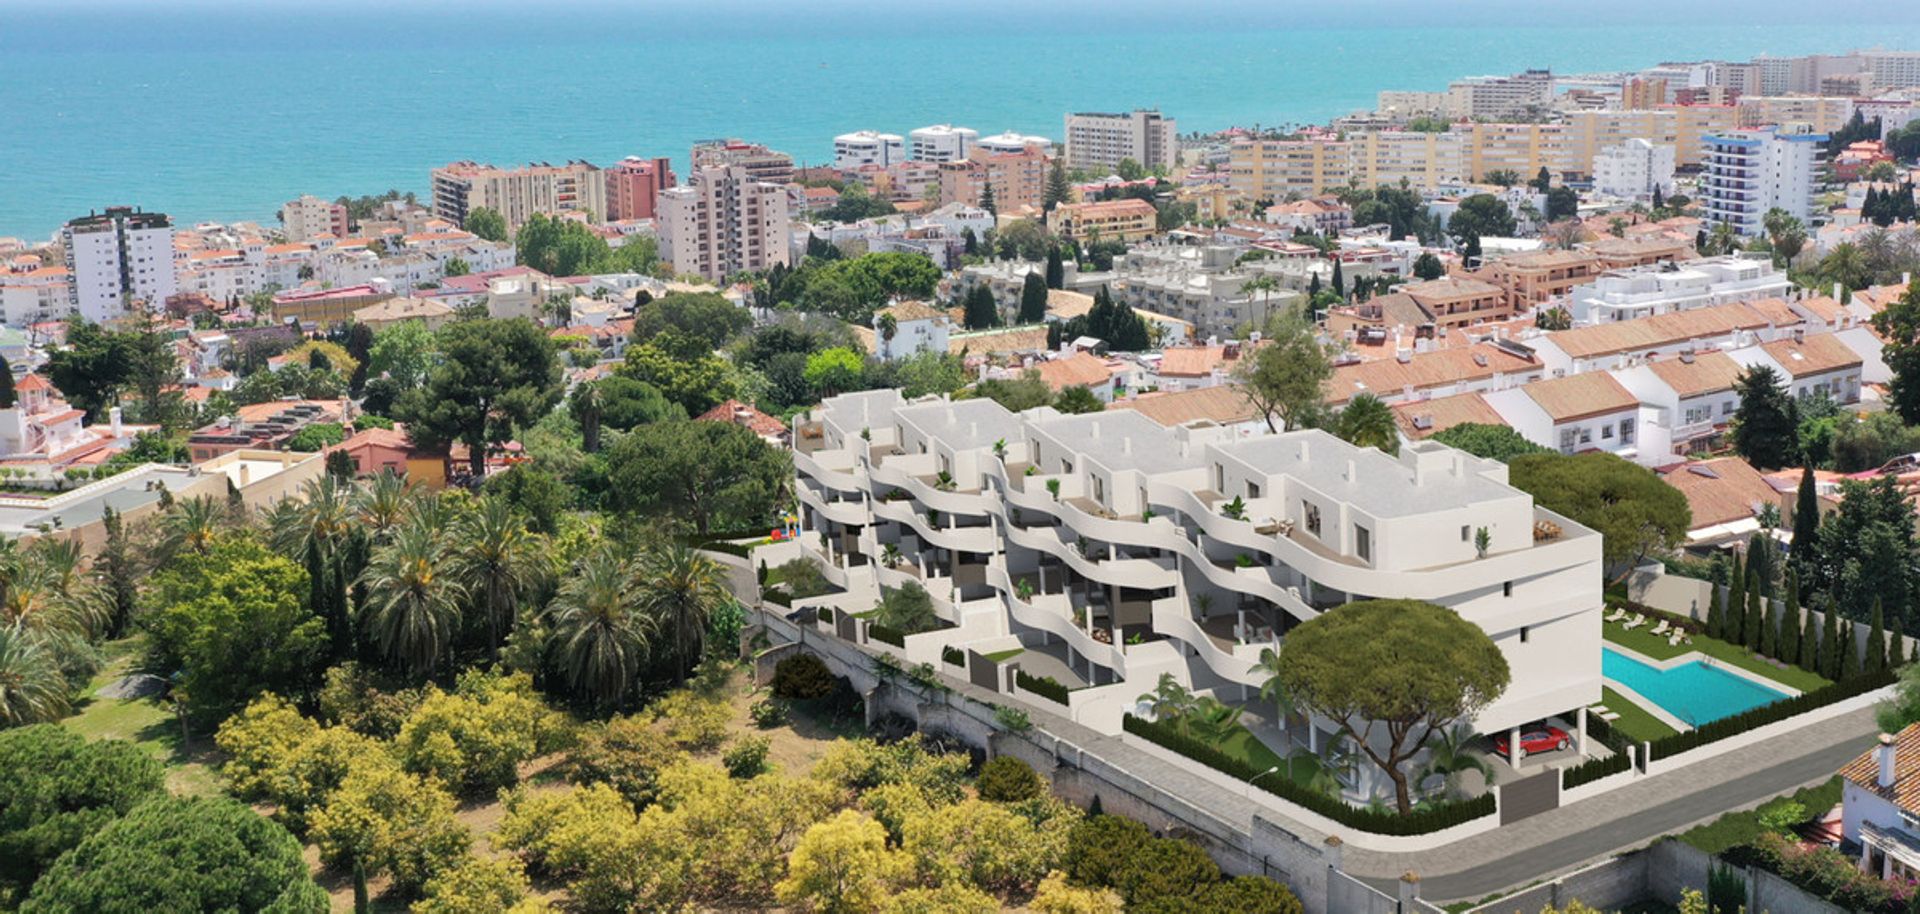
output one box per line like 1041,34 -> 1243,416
776,810 -> 908,914
308,761 -> 470,893
1030,870 -> 1123,914
901,797 -> 1077,896
411,856 -> 554,914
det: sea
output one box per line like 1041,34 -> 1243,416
5,1 -> 1920,240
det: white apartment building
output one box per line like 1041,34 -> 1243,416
976,131 -> 1053,155
1862,51 -> 1920,89
908,125 -> 979,163
1064,109 -> 1178,173
279,194 -> 347,241
1592,139 -> 1676,201
790,390 -> 1604,790
657,164 -> 793,282
1700,127 -> 1826,237
1446,70 -> 1553,120
833,131 -> 906,169
1567,255 -> 1790,324
61,207 -> 176,322
429,160 -> 608,233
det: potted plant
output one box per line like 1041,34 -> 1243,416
1016,578 -> 1036,601
1045,479 -> 1061,501
992,438 -> 1007,458
935,470 -> 956,491
1024,465 -> 1037,477
1221,496 -> 1247,521
881,543 -> 902,568
925,509 -> 940,527
1235,553 -> 1256,569
1474,526 -> 1491,559
860,427 -> 872,441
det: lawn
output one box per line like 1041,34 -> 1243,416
981,647 -> 1026,663
60,635 -> 221,796
1210,723 -> 1326,790
1599,686 -> 1679,743
1603,617 -> 1831,693
1677,776 -> 1842,854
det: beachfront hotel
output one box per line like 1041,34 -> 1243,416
788,389 -> 1605,792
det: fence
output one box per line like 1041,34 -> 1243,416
1462,838 -> 1856,914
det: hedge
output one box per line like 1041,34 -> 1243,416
1562,752 -> 1631,790
868,623 -> 906,647
1648,669 -> 1897,762
1122,714 -> 1495,836
942,646 -> 965,667
1015,670 -> 1071,705
763,588 -> 792,608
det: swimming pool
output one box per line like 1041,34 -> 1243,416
1601,647 -> 1790,727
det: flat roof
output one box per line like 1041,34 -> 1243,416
1215,429 -> 1518,519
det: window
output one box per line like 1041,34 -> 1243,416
1355,525 -> 1371,562
1248,482 -> 1262,499
1559,428 -> 1580,452
1579,428 -> 1593,445
1503,581 -> 1513,597
1601,425 -> 1614,440
1520,625 -> 1530,643
1303,502 -> 1321,537
1619,418 -> 1635,445
1461,525 -> 1471,542
1093,476 -> 1105,504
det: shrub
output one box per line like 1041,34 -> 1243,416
1064,815 -> 1153,889
996,705 -> 1033,731
316,662 -> 425,739
649,689 -> 733,752
772,653 -> 838,700
1562,752 -> 1631,789
394,675 -> 551,796
869,622 -> 907,647
0,726 -> 166,900
307,763 -> 470,894
414,855 -> 546,914
813,736 -> 971,805
567,715 -> 686,809
977,755 -> 1045,803
1113,833 -> 1220,905
772,558 -> 830,599
1017,670 -> 1071,705
943,646 -> 965,667
1122,714 -> 1495,835
725,736 -> 771,779
750,698 -> 789,728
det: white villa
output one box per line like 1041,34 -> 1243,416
787,389 -> 1606,799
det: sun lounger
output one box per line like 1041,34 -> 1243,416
1669,632 -> 1685,646
1651,620 -> 1670,636
1605,608 -> 1627,623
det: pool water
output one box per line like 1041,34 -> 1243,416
1602,647 -> 1789,727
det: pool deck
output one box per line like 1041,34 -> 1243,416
1605,675 -> 1693,733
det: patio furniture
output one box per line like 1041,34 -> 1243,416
1605,608 -> 1627,623
1623,615 -> 1644,630
1651,620 -> 1670,636
1668,632 -> 1686,646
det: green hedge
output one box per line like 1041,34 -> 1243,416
1648,670 -> 1897,762
942,646 -> 965,667
1585,709 -> 1629,753
1121,714 -> 1495,836
1016,670 -> 1070,705
1562,752 -> 1631,789
763,588 -> 792,608
868,623 -> 906,647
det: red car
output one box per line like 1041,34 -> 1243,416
1493,725 -> 1570,759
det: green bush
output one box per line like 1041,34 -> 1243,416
868,623 -> 906,647
1562,752 -> 1631,789
1115,836 -> 1220,905
0,726 -> 166,900
942,646 -> 965,667
1649,670 -> 1896,762
749,698 -> 788,728
1016,670 -> 1071,705
976,755 -> 1044,803
1064,815 -> 1153,888
1122,714 -> 1495,835
771,653 -> 838,700
724,736 -> 770,779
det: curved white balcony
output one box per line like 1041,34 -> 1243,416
988,565 -> 1125,673
794,448 -> 867,493
898,471 -> 995,518
798,484 -> 871,527
1180,541 -> 1318,623
1150,598 -> 1267,688
1005,522 -> 1176,590
1054,496 -> 1182,553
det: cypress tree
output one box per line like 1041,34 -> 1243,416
1759,588 -> 1777,658
1725,556 -> 1746,644
1789,465 -> 1820,589
0,356 -> 15,410
1822,602 -> 1843,679
1841,620 -> 1860,680
1868,599 -> 1889,676
1705,583 -> 1726,640
1799,603 -> 1820,671
979,180 -> 997,216
1307,272 -> 1322,300
1332,259 -> 1346,299
1018,272 -> 1049,324
1779,570 -> 1801,664
1746,571 -> 1765,652
1045,247 -> 1065,289
963,285 -> 998,330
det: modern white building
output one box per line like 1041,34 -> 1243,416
789,389 -> 1605,794
869,300 -> 952,362
657,164 -> 793,282
1566,255 -> 1792,324
976,131 -> 1053,155
833,131 -> 906,170
1591,138 -> 1676,201
61,207 -> 176,322
1699,127 -> 1827,237
1064,109 -> 1178,173
908,125 -> 979,163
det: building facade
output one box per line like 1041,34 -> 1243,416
691,140 -> 795,186
430,161 -> 608,232
61,207 -> 176,322
1700,127 -> 1827,236
605,156 -> 676,222
1064,109 -> 1178,173
1592,138 -> 1677,200
908,125 -> 979,163
834,131 -> 907,169
279,195 -> 348,241
657,164 -> 793,281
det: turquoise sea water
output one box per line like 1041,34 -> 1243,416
5,4 -> 1920,238
1602,647 -> 1788,727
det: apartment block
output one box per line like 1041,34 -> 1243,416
606,156 -> 676,221
279,195 -> 348,241
1227,137 -> 1352,201
1375,90 -> 1449,118
61,207 -> 176,322
1472,250 -> 1611,311
976,131 -> 1053,155
1622,78 -> 1669,110
1661,105 -> 1742,168
430,160 -> 607,232
1446,69 -> 1553,120
936,147 -> 1048,213
834,131 -> 906,170
657,164 -> 793,282
691,140 -> 795,186
1863,51 -> 1920,90
1737,96 -> 1856,134
1464,123 -> 1571,182
908,125 -> 978,163
1064,109 -> 1178,173
1348,131 -> 1469,190
1592,138 -> 1676,200
1045,198 -> 1158,243
1700,127 -> 1826,236
790,389 -> 1604,783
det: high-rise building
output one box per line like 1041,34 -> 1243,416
1463,122 -> 1570,182
1700,127 -> 1827,236
1592,138 -> 1677,200
1621,78 -> 1669,110
61,207 -> 176,322
1445,69 -> 1553,120
936,147 -> 1049,213
605,156 -> 676,222
1063,109 -> 1177,173
657,165 -> 792,282
430,161 -> 607,232
833,131 -> 906,169
1347,130 -> 1470,190
907,125 -> 979,163
1736,96 -> 1857,134
975,131 -> 1053,155
1862,51 -> 1920,90
1226,137 -> 1352,200
691,140 -> 795,186
279,194 -> 349,241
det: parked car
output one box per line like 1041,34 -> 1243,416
1493,725 -> 1570,759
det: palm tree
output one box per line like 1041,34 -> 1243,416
358,523 -> 465,676
1334,393 -> 1400,455
159,496 -> 223,557
0,538 -> 23,612
573,382 -> 605,454
1251,647 -> 1297,735
353,470 -> 415,544
1817,242 -> 1871,293
0,623 -> 69,726
1416,724 -> 1493,800
271,478 -> 356,647
547,548 -> 654,707
454,497 -> 549,652
631,542 -> 728,683
1185,696 -> 1245,745
1138,673 -> 1196,733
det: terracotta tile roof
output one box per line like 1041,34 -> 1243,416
1157,343 -> 1263,378
1060,198 -> 1157,218
1521,373 -> 1639,423
1392,392 -> 1504,438
1656,456 -> 1786,531
15,374 -> 51,393
1761,333 -> 1863,377
1744,297 -> 1805,328
1109,385 -> 1258,427
353,297 -> 454,323
1854,283 -> 1909,315
1402,276 -> 1502,303
1324,343 -> 1539,406
1646,351 -> 1745,399
1544,301 -> 1775,360
1795,295 -> 1848,325
1046,289 -> 1097,319
876,300 -> 946,323
696,399 -> 789,438
949,325 -> 1050,356
1033,352 -> 1115,391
